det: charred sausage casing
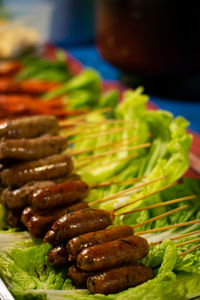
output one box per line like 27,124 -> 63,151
77,236 -> 149,272
22,201 -> 89,237
67,225 -> 134,262
0,115 -> 59,139
0,136 -> 67,161
30,181 -> 89,212
48,245 -> 68,266
68,265 -> 94,288
87,263 -> 154,294
43,208 -> 114,246
0,180 -> 54,209
0,154 -> 73,187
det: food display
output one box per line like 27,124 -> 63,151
0,49 -> 200,300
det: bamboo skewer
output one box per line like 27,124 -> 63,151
90,176 -> 166,206
179,244 -> 200,257
115,195 -> 195,216
132,205 -> 188,229
74,143 -> 151,163
114,183 -> 177,212
69,137 -> 139,156
90,177 -> 144,189
59,107 -> 112,127
176,237 -> 200,248
135,219 -> 200,236
68,125 -> 137,145
152,229 -> 200,246
77,152 -> 139,171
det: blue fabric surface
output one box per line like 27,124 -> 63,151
68,45 -> 200,133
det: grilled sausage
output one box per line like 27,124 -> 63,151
1,154 -> 73,187
67,225 -> 134,262
68,265 -> 94,288
0,136 -> 67,161
48,245 -> 68,266
30,181 -> 89,211
19,80 -> 60,94
22,201 -> 89,237
87,263 -> 154,294
77,236 -> 149,272
0,115 -> 59,139
44,209 -> 114,246
0,180 -> 54,209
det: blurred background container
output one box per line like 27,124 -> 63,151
95,0 -> 200,99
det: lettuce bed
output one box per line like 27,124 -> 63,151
0,87 -> 199,299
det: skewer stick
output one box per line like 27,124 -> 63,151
69,137 -> 139,156
68,125 -> 137,145
115,194 -> 195,216
114,183 -> 177,212
176,237 -> 200,247
132,205 -> 188,229
75,143 -> 151,162
74,152 -> 138,171
91,177 -> 144,189
90,176 -> 166,206
70,119 -> 137,127
135,219 -> 200,236
59,107 -> 112,127
152,229 -> 200,246
179,244 -> 200,257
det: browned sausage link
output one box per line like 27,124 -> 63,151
68,265 -> 94,288
48,245 -> 68,266
87,263 -> 154,295
6,208 -> 22,228
67,225 -> 134,262
21,207 -> 34,226
19,80 -> 61,94
0,180 -> 54,209
24,201 -> 89,237
77,236 -> 149,272
0,136 -> 67,161
1,154 -> 73,187
44,209 -> 114,246
0,115 -> 59,139
30,181 -> 89,211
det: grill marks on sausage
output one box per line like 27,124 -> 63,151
87,263 -> 154,294
0,136 -> 67,161
77,236 -> 149,272
67,225 -> 134,262
0,154 -> 74,187
43,209 -> 114,246
30,181 -> 89,212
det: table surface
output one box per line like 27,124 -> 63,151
67,44 -> 200,134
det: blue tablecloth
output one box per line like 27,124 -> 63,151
68,45 -> 200,134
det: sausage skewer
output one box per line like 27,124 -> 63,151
0,154 -> 74,187
0,136 -> 67,161
87,263 -> 154,295
0,115 -> 59,139
44,202 -> 189,246
21,201 -> 89,237
66,194 -> 194,261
